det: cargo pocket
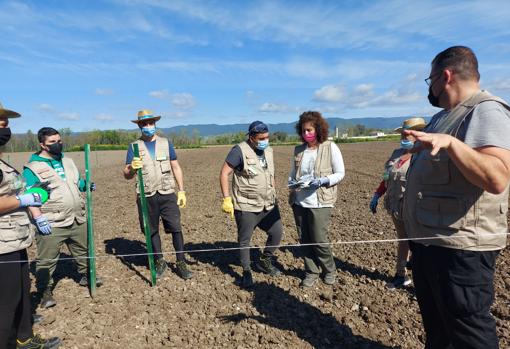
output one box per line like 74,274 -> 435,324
416,193 -> 466,230
160,160 -> 175,189
0,216 -> 30,241
418,152 -> 450,185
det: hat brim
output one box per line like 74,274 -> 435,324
131,116 -> 161,124
0,109 -> 21,118
394,123 -> 426,133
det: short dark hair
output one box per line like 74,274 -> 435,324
295,111 -> 329,143
432,46 -> 480,81
37,127 -> 60,143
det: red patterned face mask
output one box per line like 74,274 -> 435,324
303,132 -> 316,143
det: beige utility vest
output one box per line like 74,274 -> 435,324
231,141 -> 276,212
25,158 -> 86,228
383,148 -> 410,220
132,136 -> 176,197
0,160 -> 33,254
404,91 -> 510,251
290,141 -> 338,206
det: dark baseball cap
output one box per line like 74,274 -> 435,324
247,121 -> 269,135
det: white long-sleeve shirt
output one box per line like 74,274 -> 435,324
289,142 -> 345,208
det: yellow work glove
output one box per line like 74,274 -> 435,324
131,156 -> 143,170
177,191 -> 187,208
222,197 -> 234,218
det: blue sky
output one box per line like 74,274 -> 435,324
2,0 -> 510,132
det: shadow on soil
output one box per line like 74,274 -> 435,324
187,241 -> 398,349
104,237 -> 151,285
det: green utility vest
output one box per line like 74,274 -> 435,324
131,136 -> 176,197
290,141 -> 337,206
383,148 -> 410,220
25,157 -> 86,228
0,160 -> 33,254
404,90 -> 510,251
231,141 -> 276,212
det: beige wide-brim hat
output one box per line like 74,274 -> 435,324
0,102 -> 21,118
394,117 -> 426,132
131,109 -> 161,124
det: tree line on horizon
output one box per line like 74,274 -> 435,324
4,124 -> 393,153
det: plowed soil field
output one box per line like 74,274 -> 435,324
7,142 -> 509,348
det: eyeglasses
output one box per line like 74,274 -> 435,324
424,72 -> 441,86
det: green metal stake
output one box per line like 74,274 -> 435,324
133,143 -> 157,286
84,144 -> 97,297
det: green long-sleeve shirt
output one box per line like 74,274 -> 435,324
22,153 -> 87,192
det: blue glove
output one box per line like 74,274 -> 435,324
90,182 -> 96,191
16,193 -> 43,207
309,177 -> 330,190
35,216 -> 52,235
369,193 -> 380,214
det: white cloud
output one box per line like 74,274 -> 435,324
95,88 -> 114,96
95,114 -> 113,121
258,102 -> 300,113
37,103 -> 56,113
149,90 -> 196,110
313,85 -> 346,103
485,78 -> 510,92
59,112 -> 80,121
171,93 -> 196,110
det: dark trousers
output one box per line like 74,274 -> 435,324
292,205 -> 335,275
137,192 -> 185,262
234,206 -> 283,270
410,242 -> 500,349
0,250 -> 33,349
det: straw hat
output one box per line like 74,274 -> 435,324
131,109 -> 161,124
394,117 -> 426,132
0,102 -> 21,118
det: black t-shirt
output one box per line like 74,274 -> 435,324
225,145 -> 267,172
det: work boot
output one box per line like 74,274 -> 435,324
255,254 -> 282,276
175,260 -> 193,280
78,275 -> 104,287
323,272 -> 337,285
386,274 -> 412,290
155,258 -> 168,279
300,273 -> 319,288
17,334 -> 61,349
241,269 -> 254,289
40,290 -> 56,309
32,314 -> 43,325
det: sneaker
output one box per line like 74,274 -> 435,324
40,290 -> 56,309
323,272 -> 336,285
155,259 -> 168,279
175,260 -> 193,280
386,274 -> 412,290
300,273 -> 319,288
32,314 -> 43,325
256,255 -> 282,276
17,334 -> 61,349
241,269 -> 254,288
78,275 -> 104,287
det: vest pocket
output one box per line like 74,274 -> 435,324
0,216 -> 30,241
416,192 -> 466,230
418,154 -> 450,185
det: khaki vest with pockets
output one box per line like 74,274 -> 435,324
290,141 -> 338,206
132,136 -> 176,197
383,148 -> 410,220
231,141 -> 276,212
404,91 -> 510,251
25,157 -> 86,228
0,160 -> 33,254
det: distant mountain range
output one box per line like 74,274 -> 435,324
159,116 -> 432,137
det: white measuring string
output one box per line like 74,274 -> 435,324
0,232 -> 509,264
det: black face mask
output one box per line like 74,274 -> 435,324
46,142 -> 63,158
427,86 -> 441,108
0,128 -> 12,146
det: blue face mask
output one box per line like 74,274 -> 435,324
256,139 -> 269,151
400,139 -> 414,150
141,126 -> 156,137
